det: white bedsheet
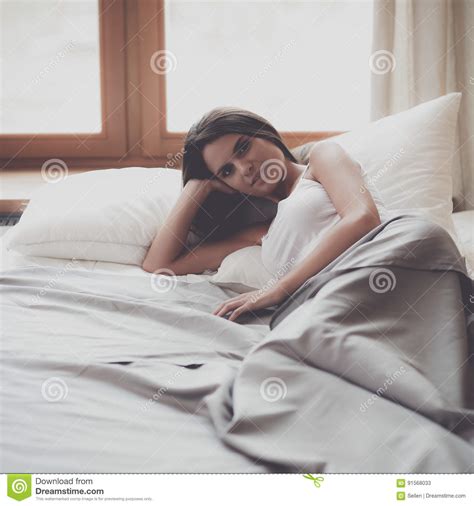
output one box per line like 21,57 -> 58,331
2,212 -> 473,473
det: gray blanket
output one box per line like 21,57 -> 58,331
206,213 -> 474,472
1,213 -> 473,472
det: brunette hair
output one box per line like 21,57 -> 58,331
181,106 -> 297,243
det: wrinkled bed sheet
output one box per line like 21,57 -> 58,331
1,213 -> 473,472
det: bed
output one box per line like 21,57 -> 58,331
0,209 -> 473,473
1,92 -> 473,473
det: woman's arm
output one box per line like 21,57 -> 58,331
151,220 -> 269,276
142,179 -> 213,273
276,142 -> 381,295
142,178 -> 270,275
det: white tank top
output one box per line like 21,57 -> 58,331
260,161 -> 394,277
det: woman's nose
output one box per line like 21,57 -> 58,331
236,160 -> 252,179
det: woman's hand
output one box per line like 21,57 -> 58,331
197,177 -> 238,195
212,284 -> 288,322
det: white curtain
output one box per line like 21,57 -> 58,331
370,0 -> 473,211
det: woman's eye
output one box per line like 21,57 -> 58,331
238,140 -> 250,154
223,166 -> 232,177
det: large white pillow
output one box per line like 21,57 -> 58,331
210,92 -> 464,291
5,167 -> 184,265
326,92 -> 462,239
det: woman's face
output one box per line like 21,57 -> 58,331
202,133 -> 288,197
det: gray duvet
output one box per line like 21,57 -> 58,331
1,213 -> 473,472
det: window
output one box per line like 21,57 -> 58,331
0,0 -> 375,169
1,0 -> 102,134
164,0 -> 374,133
0,0 -> 127,164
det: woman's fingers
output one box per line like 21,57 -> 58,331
213,295 -> 248,317
213,293 -> 247,311
228,303 -> 251,322
215,299 -> 246,317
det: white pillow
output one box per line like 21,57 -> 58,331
323,92 -> 462,238
209,245 -> 274,293
5,167 -> 183,265
452,210 -> 474,279
210,92 -> 464,292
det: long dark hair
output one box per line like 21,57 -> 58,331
182,106 -> 297,244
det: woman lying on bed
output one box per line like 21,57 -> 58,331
142,106 -> 391,322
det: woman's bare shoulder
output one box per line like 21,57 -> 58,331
307,141 -> 352,183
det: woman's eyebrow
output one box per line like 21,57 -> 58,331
217,136 -> 244,175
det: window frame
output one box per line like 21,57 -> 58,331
0,0 -> 127,164
0,0 -> 345,171
143,0 -> 342,159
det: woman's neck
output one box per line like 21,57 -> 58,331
267,160 -> 307,203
